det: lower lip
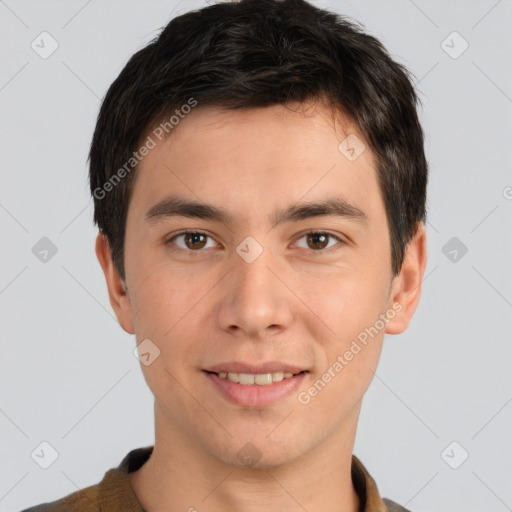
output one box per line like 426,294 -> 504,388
204,371 -> 307,408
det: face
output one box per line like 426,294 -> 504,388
97,101 -> 426,469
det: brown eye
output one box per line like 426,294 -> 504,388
306,232 -> 329,250
167,231 -> 216,252
295,231 -> 344,253
184,232 -> 208,250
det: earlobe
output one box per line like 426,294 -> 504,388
385,222 -> 428,335
95,232 -> 135,334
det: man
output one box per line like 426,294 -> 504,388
22,0 -> 428,510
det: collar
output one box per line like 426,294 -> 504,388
98,445 -> 402,512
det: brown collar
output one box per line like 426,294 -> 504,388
98,446 -> 408,512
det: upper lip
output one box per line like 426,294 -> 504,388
204,362 -> 308,374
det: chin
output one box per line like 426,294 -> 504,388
207,434 -> 305,470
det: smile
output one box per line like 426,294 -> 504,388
210,370 -> 304,386
203,370 -> 308,407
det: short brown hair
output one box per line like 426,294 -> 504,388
89,0 -> 428,282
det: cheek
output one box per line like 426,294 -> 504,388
299,261 -> 389,402
129,260 -> 192,333
128,276 -> 187,378
302,265 -> 390,344
298,340 -> 383,426
298,276 -> 387,415
129,266 -> 214,376
130,278 -> 199,410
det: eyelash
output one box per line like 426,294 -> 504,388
165,230 -> 345,255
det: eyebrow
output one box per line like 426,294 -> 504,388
145,195 -> 368,228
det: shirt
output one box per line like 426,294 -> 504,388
21,445 -> 411,512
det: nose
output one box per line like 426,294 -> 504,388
216,246 -> 294,339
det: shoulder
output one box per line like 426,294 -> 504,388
383,497 -> 412,512
19,482 -> 101,512
19,446 -> 153,512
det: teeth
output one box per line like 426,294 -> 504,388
217,371 -> 300,385
272,371 -> 284,382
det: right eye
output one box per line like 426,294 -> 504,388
165,230 -> 218,252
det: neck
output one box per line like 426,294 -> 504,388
128,402 -> 361,512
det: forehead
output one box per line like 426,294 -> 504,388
129,101 -> 384,229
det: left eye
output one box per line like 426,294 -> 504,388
295,231 -> 344,252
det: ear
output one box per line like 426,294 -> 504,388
385,222 -> 428,335
95,232 -> 135,334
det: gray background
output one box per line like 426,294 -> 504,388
1,0 -> 511,511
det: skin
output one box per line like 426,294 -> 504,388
96,100 -> 427,512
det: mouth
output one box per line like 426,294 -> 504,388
203,369 -> 307,386
202,369 -> 309,407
